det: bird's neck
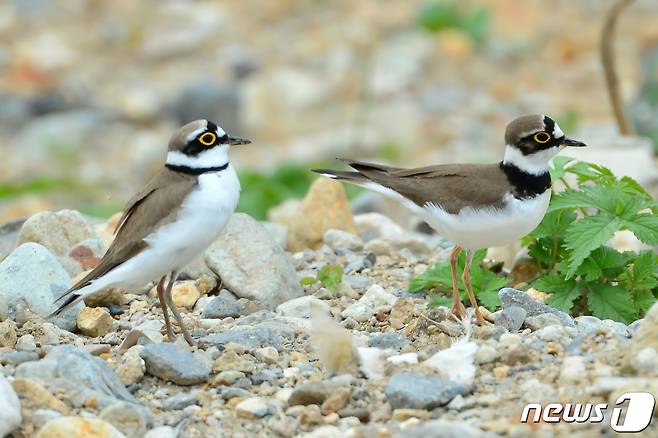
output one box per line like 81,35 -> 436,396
502,145 -> 554,176
165,147 -> 230,174
499,159 -> 551,199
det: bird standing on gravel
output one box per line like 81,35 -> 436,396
313,115 -> 585,325
51,120 -> 250,344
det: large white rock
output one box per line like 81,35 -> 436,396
205,214 -> 303,309
0,373 -> 22,436
0,243 -> 82,330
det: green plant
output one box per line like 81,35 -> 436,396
417,1 -> 490,45
524,157 -> 658,323
300,264 -> 344,292
409,249 -> 509,311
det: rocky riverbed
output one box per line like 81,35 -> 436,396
1,179 -> 657,438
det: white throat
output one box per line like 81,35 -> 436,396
502,145 -> 560,175
166,146 -> 230,169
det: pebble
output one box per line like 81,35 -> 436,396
16,334 -> 37,352
385,373 -> 471,410
100,401 -> 149,437
367,332 -> 409,351
0,242 -> 83,331
116,346 -> 146,386
535,325 -> 575,343
11,378 -> 69,413
162,393 -> 198,410
140,343 -> 210,385
524,313 -> 565,331
323,229 -> 364,252
202,289 -> 241,319
214,370 -> 246,386
285,178 -> 357,252
171,280 -> 201,309
15,345 -> 135,408
254,346 -> 279,364
144,426 -> 177,438
205,213 -> 303,309
560,356 -> 587,383
395,419 -> 497,438
321,387 -> 351,415
342,284 -> 397,321
236,397 -> 270,418
576,315 -> 629,337
289,381 -> 330,406
0,374 -> 21,437
392,408 -> 430,421
203,324 -> 287,350
492,306 -> 526,332
276,295 -> 330,319
498,288 -> 574,327
474,345 -> 498,364
35,416 -> 127,438
77,307 -> 113,337
17,209 -> 98,276
0,320 -> 17,348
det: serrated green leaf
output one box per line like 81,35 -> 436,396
528,210 -> 577,239
620,251 -> 658,291
624,214 -> 658,245
549,156 -> 575,181
564,216 -> 622,277
428,296 -> 453,308
300,277 -> 316,286
477,288 -> 501,311
634,291 -> 657,314
577,247 -> 628,282
586,283 -> 636,323
548,189 -> 599,213
533,275 -> 581,312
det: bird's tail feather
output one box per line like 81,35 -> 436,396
49,292 -> 84,318
311,168 -> 368,183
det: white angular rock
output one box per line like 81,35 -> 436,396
0,243 -> 83,331
424,340 -> 478,385
205,213 -> 303,309
277,295 -> 330,319
0,373 -> 21,437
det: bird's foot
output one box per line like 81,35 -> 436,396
450,301 -> 468,320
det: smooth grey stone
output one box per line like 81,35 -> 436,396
202,325 -> 284,350
202,289 -> 241,319
0,243 -> 82,330
204,214 -> 303,310
221,387 -> 254,400
525,313 -> 566,331
575,315 -> 629,337
499,288 -> 574,327
140,344 -> 210,385
0,351 -> 40,365
162,393 -> 198,411
15,345 -> 135,409
493,306 -> 527,332
394,419 -> 501,438
385,373 -> 471,410
367,332 -> 409,351
100,401 -> 152,437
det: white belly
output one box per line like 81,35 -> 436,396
95,167 -> 240,289
420,190 -> 551,250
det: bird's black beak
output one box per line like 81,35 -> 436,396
561,136 -> 586,147
227,136 -> 251,145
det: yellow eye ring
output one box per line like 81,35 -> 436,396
198,132 -> 217,146
534,132 -> 551,143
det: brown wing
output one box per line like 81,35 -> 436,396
342,159 -> 510,214
64,168 -> 198,295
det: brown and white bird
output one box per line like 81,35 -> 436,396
52,120 -> 250,344
313,115 -> 585,325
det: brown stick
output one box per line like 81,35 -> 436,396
600,0 -> 635,135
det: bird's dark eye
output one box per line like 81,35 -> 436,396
198,132 -> 217,146
534,131 -> 551,144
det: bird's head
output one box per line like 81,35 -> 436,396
166,119 -> 251,170
502,114 -> 585,175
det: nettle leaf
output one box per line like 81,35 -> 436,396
577,246 -> 629,282
477,289 -> 501,311
529,210 -> 577,239
317,264 -> 344,292
549,156 -> 575,181
428,295 -> 453,308
586,283 -> 636,323
564,216 -> 622,277
409,262 -> 453,293
633,291 -> 657,314
534,274 -> 581,313
548,189 -> 599,213
624,214 -> 658,245
620,251 -> 658,291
